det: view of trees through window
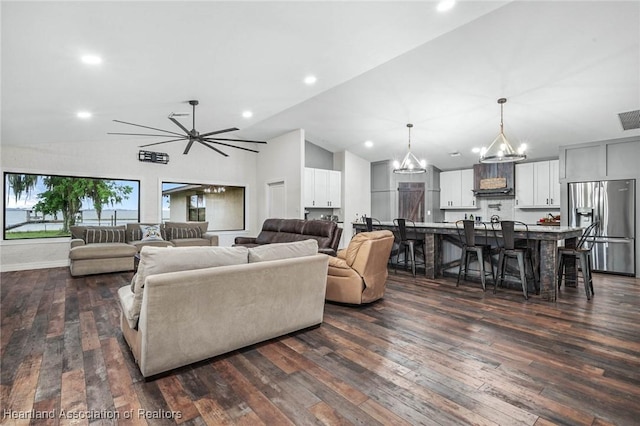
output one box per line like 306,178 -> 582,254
4,172 -> 140,240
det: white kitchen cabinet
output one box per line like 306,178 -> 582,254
515,160 -> 560,208
440,169 -> 477,209
304,167 -> 341,208
328,170 -> 341,208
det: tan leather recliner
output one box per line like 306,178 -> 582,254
325,230 -> 395,304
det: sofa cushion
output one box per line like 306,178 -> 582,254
171,238 -> 212,247
69,242 -> 137,260
167,227 -> 202,240
70,225 -> 126,242
165,221 -> 208,234
248,239 -> 318,263
125,245 -> 249,328
84,227 -> 127,244
118,285 -> 137,329
252,219 -> 338,249
128,240 -> 174,251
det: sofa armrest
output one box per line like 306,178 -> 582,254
234,236 -> 257,245
318,247 -> 337,257
70,239 -> 85,249
203,232 -> 219,246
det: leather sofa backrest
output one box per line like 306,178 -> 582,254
255,218 -> 339,250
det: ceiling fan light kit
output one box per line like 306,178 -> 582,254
110,100 -> 267,158
393,123 -> 427,174
479,98 -> 527,163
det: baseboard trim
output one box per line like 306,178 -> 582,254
1,260 -> 69,272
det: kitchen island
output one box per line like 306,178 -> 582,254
353,221 -> 584,302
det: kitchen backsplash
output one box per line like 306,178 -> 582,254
444,197 -> 560,225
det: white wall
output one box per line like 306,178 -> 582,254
0,137 -> 259,271
255,129 -> 305,227
334,150 -> 371,248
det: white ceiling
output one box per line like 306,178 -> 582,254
2,1 -> 639,171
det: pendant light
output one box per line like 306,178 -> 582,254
393,123 -> 427,174
479,98 -> 527,163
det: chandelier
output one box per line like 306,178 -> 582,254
203,185 -> 226,194
393,123 -> 427,174
479,98 -> 527,163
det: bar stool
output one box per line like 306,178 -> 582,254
365,217 -> 381,232
557,221 -> 599,300
492,221 -> 538,299
393,218 -> 426,277
455,220 -> 494,291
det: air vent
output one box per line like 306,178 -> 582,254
618,110 -> 640,130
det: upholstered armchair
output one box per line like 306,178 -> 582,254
325,230 -> 395,304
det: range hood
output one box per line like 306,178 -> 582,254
472,163 -> 515,197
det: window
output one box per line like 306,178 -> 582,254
188,194 -> 206,222
162,182 -> 245,231
4,172 -> 140,240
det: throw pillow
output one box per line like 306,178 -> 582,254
84,228 -> 126,244
140,224 -> 164,241
248,239 -> 318,263
168,226 -> 202,240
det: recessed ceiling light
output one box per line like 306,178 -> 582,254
81,55 -> 102,65
437,0 -> 456,12
449,151 -> 461,157
364,140 -> 374,148
77,111 -> 92,119
304,75 -> 317,85
242,110 -> 253,118
471,147 -> 481,153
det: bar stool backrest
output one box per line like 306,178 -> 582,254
493,220 -> 529,250
456,220 -> 479,247
393,218 -> 417,242
576,221 -> 600,249
365,217 -> 381,232
394,218 -> 408,242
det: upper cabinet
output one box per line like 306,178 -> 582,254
440,169 -> 477,209
304,167 -> 341,208
515,160 -> 560,208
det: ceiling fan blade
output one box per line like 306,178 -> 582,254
202,138 -> 260,153
199,140 -> 229,157
108,132 -> 184,138
204,137 -> 267,144
138,137 -> 188,148
169,116 -> 192,135
113,120 -> 185,137
183,139 -> 195,155
199,127 -> 239,138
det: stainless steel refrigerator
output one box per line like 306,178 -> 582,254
568,179 -> 636,275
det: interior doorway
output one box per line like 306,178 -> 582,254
398,182 -> 425,222
267,181 -> 285,218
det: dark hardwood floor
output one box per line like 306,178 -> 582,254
2,266 -> 639,425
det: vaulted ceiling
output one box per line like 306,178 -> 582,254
2,1 -> 639,170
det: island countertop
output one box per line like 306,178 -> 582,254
353,221 -> 584,301
353,221 -> 582,235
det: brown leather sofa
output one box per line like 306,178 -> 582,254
325,230 -> 395,304
234,218 -> 342,256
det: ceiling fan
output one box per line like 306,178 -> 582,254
109,100 -> 267,157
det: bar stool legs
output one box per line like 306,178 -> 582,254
495,251 -> 532,299
457,246 -> 493,291
557,250 -> 594,300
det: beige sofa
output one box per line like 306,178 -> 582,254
69,222 -> 219,277
117,240 -> 329,378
